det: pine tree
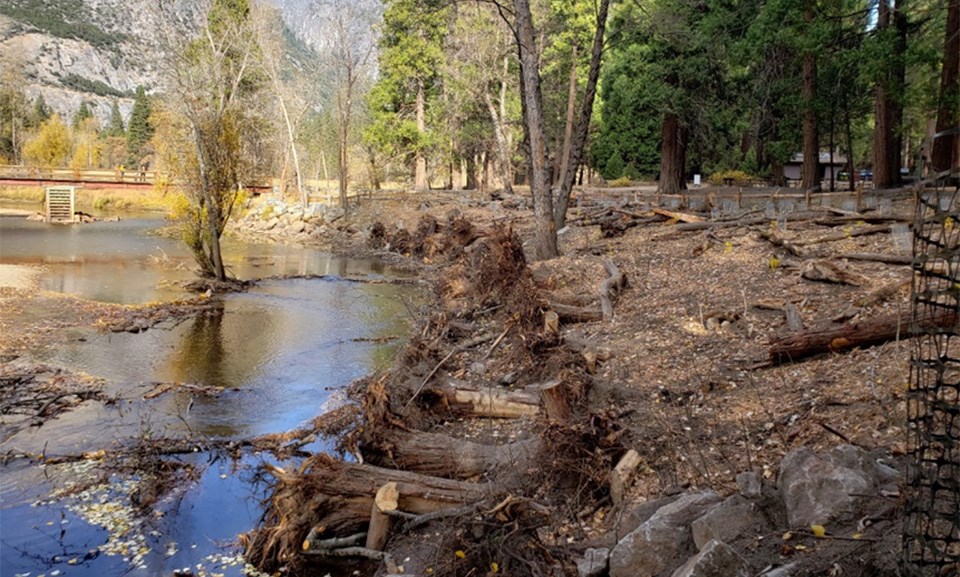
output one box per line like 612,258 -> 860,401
31,95 -> 52,127
105,99 -> 125,137
72,101 -> 94,129
126,86 -> 153,165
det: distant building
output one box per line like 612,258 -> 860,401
784,151 -> 848,183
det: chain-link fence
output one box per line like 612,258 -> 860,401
904,168 -> 960,576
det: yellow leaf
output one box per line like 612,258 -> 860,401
852,533 -> 863,540
769,257 -> 781,270
795,544 -> 808,551
724,241 -> 733,253
811,524 -> 826,537
782,531 -> 793,541
490,562 -> 499,573
455,550 -> 466,559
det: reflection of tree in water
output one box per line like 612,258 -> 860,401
170,303 -> 227,386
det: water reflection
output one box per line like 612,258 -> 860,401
169,304 -> 229,386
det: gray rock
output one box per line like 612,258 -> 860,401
671,540 -> 750,577
576,548 -> 609,577
286,221 -> 306,235
737,471 -> 762,499
691,495 -> 761,549
609,492 -> 721,577
615,496 -> 681,538
324,208 -> 346,224
777,447 -> 871,528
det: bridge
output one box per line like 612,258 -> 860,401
0,164 -> 273,193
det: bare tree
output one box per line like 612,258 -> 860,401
310,0 -> 379,208
156,0 -> 268,281
252,2 -> 312,208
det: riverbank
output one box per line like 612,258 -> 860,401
1,186 -> 925,576
229,187 -> 919,576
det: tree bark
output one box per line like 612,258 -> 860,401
874,0 -> 906,188
557,45 -> 578,200
554,0 -> 611,230
932,0 -> 960,174
514,0 -> 558,259
770,309 -> 957,363
802,3 -> 820,191
367,431 -> 540,479
415,77 -> 428,191
658,111 -> 687,194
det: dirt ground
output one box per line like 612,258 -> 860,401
1,185 -> 922,576
238,186 -> 919,577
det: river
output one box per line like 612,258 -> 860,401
0,211 -> 417,577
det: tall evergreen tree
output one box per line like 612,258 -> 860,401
127,85 -> 153,165
105,99 -> 125,137
31,94 -> 52,127
365,0 -> 448,190
72,101 -> 93,129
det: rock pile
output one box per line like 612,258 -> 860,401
591,444 -> 900,577
229,199 -> 351,245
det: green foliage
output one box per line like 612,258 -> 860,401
707,169 -> 753,185
364,0 -> 449,174
32,94 -> 52,126
127,86 -> 153,165
0,79 -> 30,162
60,73 -> 131,98
603,149 -> 625,179
72,101 -> 93,129
23,114 -> 71,166
0,0 -> 127,48
104,99 -> 125,137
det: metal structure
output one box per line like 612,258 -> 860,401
905,167 -> 960,576
45,186 -> 76,223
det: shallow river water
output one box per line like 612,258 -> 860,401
0,212 -> 417,577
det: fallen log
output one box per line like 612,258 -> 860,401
769,309 -> 958,363
651,207 -> 705,223
548,302 -> 603,323
428,383 -> 541,418
837,252 -> 913,266
246,455 -> 490,571
792,224 -> 892,246
368,431 -> 540,479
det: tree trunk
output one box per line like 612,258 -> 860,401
366,431 -> 540,479
557,45 -> 578,198
874,0 -> 906,188
415,78 -> 428,191
770,309 -> 957,363
338,87 -> 351,209
802,4 -> 820,192
932,0 -> 960,174
514,0 -> 558,259
553,0 -> 611,230
658,111 -> 687,194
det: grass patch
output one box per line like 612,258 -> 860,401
0,185 -> 173,212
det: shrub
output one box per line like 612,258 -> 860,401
708,169 -> 754,186
607,176 -> 634,188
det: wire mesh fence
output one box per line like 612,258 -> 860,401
904,171 -> 960,576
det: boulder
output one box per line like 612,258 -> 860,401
576,548 -> 609,577
670,540 -> 750,577
324,207 -> 346,224
737,471 -> 762,499
777,446 -> 872,528
609,492 -> 721,577
286,221 -> 306,235
691,495 -> 762,550
263,217 -> 280,231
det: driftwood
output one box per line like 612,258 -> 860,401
838,252 -> 913,266
371,431 -> 540,479
609,449 -> 641,507
547,259 -> 627,324
800,260 -> 869,286
366,483 -> 398,551
549,302 -> 603,323
429,383 -> 541,418
792,224 -> 892,246
770,309 -> 958,363
651,208 -> 704,223
266,456 -> 489,536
